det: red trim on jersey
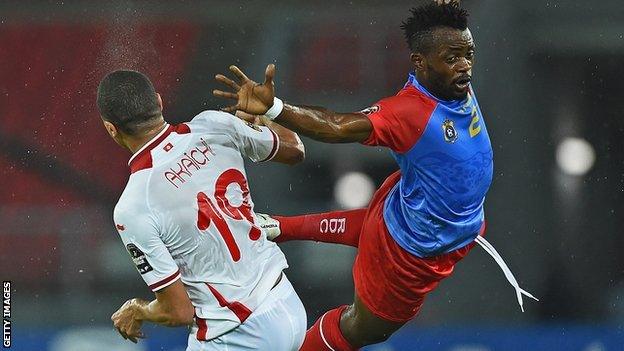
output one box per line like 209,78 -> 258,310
174,123 -> 191,134
259,129 -> 279,162
149,269 -> 180,292
362,85 -> 438,153
128,123 -> 192,174
207,284 -> 252,323
195,315 -> 208,341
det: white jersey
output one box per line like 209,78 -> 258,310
113,110 -> 287,341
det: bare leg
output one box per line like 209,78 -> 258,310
340,292 -> 405,348
299,289 -> 406,351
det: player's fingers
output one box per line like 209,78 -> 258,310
221,105 -> 238,113
229,65 -> 249,82
215,74 -> 240,91
111,309 -> 122,321
126,330 -> 144,343
116,327 -> 128,340
213,89 -> 238,100
264,64 -> 275,85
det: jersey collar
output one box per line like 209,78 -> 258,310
128,124 -> 172,173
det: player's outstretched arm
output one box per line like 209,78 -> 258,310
111,279 -> 193,342
236,111 -> 305,165
214,64 -> 373,144
259,115 -> 305,164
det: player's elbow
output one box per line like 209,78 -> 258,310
319,113 -> 372,143
289,139 -> 305,165
322,123 -> 361,143
280,137 -> 305,165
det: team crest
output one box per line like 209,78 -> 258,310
442,119 -> 458,143
359,105 -> 380,115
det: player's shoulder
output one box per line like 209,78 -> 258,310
114,175 -> 151,221
188,110 -> 238,131
372,86 -> 438,120
394,85 -> 437,110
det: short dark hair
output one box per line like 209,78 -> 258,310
401,3 -> 469,54
97,70 -> 161,135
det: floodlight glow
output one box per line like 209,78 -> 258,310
334,172 -> 375,209
556,137 -> 596,176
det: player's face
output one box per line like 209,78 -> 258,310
420,28 -> 475,100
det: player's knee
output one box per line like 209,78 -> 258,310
348,328 -> 393,346
359,331 -> 392,345
340,305 -> 396,346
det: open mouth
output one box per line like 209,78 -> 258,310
454,76 -> 471,90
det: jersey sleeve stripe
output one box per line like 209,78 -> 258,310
149,269 -> 181,292
259,128 -> 280,162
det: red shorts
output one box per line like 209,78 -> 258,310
352,171 -> 483,323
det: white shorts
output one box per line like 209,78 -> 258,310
186,274 -> 307,351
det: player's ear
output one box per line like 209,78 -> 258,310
156,93 -> 163,111
102,119 -> 118,139
410,53 -> 426,71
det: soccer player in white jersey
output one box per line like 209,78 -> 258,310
96,70 -> 307,351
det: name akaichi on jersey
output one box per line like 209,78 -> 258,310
165,137 -> 216,189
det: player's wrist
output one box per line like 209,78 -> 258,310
130,298 -> 150,321
265,97 -> 283,120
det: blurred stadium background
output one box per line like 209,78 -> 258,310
1,0 -> 624,350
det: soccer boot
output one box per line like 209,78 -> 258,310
255,213 -> 281,241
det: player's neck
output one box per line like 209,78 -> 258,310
414,72 -> 451,101
126,122 -> 168,154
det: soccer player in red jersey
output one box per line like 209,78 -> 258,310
214,1 -> 537,350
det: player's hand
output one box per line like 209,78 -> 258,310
111,298 -> 146,343
213,64 -> 276,115
435,0 -> 460,5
